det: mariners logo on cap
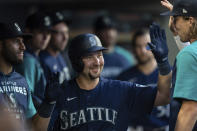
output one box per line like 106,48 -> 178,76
89,36 -> 102,47
44,16 -> 51,26
56,12 -> 64,20
14,23 -> 21,32
182,8 -> 188,14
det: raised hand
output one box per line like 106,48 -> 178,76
148,23 -> 171,75
161,0 -> 173,11
38,72 -> 60,118
44,72 -> 60,104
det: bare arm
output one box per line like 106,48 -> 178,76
175,100 -> 197,131
154,72 -> 172,106
31,113 -> 50,131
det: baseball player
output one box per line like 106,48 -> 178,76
40,11 -> 71,84
0,22 -> 58,131
15,11 -> 52,110
93,15 -> 134,79
161,0 -> 197,130
117,29 -> 169,131
161,0 -> 190,51
49,22 -> 172,131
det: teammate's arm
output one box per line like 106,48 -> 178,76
31,114 -> 50,131
148,23 -> 172,106
175,100 -> 197,131
154,72 -> 171,106
31,72 -> 60,130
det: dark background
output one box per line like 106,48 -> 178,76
0,0 -> 178,64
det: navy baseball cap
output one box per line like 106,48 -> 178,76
161,0 -> 197,16
0,22 -> 32,39
47,11 -> 70,26
93,15 -> 117,31
25,12 -> 52,30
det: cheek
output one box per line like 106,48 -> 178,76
99,57 -> 104,66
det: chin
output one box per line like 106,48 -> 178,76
89,73 -> 100,80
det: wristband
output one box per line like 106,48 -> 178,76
38,101 -> 55,118
158,60 -> 171,75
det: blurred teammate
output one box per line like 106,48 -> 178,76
94,15 -> 134,79
49,25 -> 172,130
161,0 -> 197,130
0,22 -> 58,131
15,11 -> 52,109
40,11 -> 71,84
118,29 -> 169,131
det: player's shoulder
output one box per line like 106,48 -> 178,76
60,79 -> 76,91
117,66 -> 138,80
100,77 -> 133,89
39,50 -> 53,61
11,71 -> 29,86
177,43 -> 197,59
23,52 -> 38,64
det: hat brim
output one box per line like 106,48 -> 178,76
87,46 -> 108,53
0,33 -> 32,40
14,33 -> 32,40
160,11 -> 177,16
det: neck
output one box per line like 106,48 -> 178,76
76,74 -> 99,90
46,46 -> 59,57
28,44 -> 40,56
137,58 -> 157,75
34,49 -> 40,56
0,56 -> 13,75
105,46 -> 114,53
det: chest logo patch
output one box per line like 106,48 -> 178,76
66,97 -> 77,102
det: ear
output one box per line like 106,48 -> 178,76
189,17 -> 195,25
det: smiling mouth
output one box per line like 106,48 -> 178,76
18,52 -> 24,56
91,68 -> 100,73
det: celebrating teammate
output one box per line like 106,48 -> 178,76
15,11 -> 52,110
161,0 -> 197,130
40,11 -> 71,84
0,22 -> 58,131
118,29 -> 169,130
49,22 -> 172,130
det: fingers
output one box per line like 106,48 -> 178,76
148,42 -> 156,50
149,25 -> 155,40
161,0 -> 173,11
151,22 -> 162,38
161,29 -> 166,40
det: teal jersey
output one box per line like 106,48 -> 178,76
15,49 -> 46,110
26,88 -> 37,118
173,40 -> 197,101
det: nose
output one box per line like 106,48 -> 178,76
93,56 -> 100,65
62,32 -> 68,42
20,41 -> 26,51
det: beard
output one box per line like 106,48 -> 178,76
88,72 -> 100,80
2,45 -> 23,65
136,56 -> 152,65
88,66 -> 102,80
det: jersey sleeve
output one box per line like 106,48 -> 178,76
128,83 -> 157,116
25,87 -> 37,118
173,51 -> 197,101
16,57 -> 37,93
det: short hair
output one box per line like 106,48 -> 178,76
131,28 -> 149,48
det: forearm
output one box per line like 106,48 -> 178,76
154,71 -> 172,106
175,100 -> 197,131
32,113 -> 50,131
